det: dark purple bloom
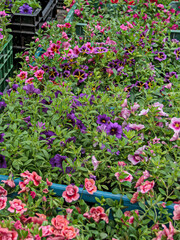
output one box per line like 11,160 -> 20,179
135,81 -> 145,89
97,114 -> 111,125
106,122 -> 123,139
164,72 -> 178,83
124,45 -> 135,54
0,133 -> 5,143
50,154 -> 74,173
23,84 -> 41,95
49,67 -> 59,81
60,63 -> 72,71
174,48 -> 180,60
79,65 -> 89,70
67,113 -> 77,127
79,46 -> 91,54
76,119 -> 86,133
39,130 -> 56,145
66,137 -> 76,143
50,154 -> 67,169
0,102 -> 7,108
93,47 -> 108,54
55,90 -> 62,98
41,65 -> 49,73
19,3 -> 33,14
23,116 -> 31,123
154,52 -> 167,61
73,69 -> 88,83
40,97 -> 52,113
63,70 -> 71,78
0,155 -> 7,168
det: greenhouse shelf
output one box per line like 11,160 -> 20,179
0,175 -> 175,218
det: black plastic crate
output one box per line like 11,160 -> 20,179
10,8 -> 42,25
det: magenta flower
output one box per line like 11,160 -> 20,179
139,180 -> 155,194
169,117 -> 180,133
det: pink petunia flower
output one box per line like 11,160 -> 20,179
173,204 -> 180,220
0,197 -> 7,210
169,117 -> 180,133
30,172 -> 42,186
0,227 -> 18,240
17,71 -> 28,80
85,178 -> 97,195
34,69 -> 44,80
140,180 -> 155,194
8,199 -> 27,214
62,185 -> 80,203
1,179 -> 15,188
115,171 -> 133,183
129,123 -> 145,131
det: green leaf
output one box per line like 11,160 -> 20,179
106,198 -> 114,207
114,208 -> 123,219
100,233 -> 108,239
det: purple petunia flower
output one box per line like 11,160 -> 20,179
73,69 -> 88,83
63,70 -> 71,78
154,52 -> 167,61
36,122 -> 46,129
93,47 -> 108,54
76,119 -> 86,133
49,67 -> 59,81
50,154 -> 74,173
106,122 -> 123,139
0,102 -> 7,108
55,90 -> 62,98
0,154 -> 7,168
60,63 -> 72,71
67,113 -> 77,127
41,65 -> 49,73
23,84 -> 41,95
40,97 -> 52,113
39,130 -> 56,145
79,46 -> 91,54
97,114 -> 111,125
19,3 -> 33,14
0,133 -> 5,143
174,48 -> 180,60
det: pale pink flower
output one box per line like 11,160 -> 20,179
115,171 -> 133,183
129,123 -> 145,131
127,22 -> 134,28
120,108 -> 131,119
62,185 -> 80,203
140,181 -> 155,194
20,170 -> 32,179
1,179 -> 15,188
169,117 -> 180,133
85,178 -> 97,195
152,136 -> 161,144
0,197 -> 7,210
131,103 -> 140,112
92,156 -> 100,171
121,99 -> 128,108
66,208 -> 73,214
173,204 -> 180,220
8,199 -> 27,214
138,109 -> 149,116
128,146 -> 147,165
